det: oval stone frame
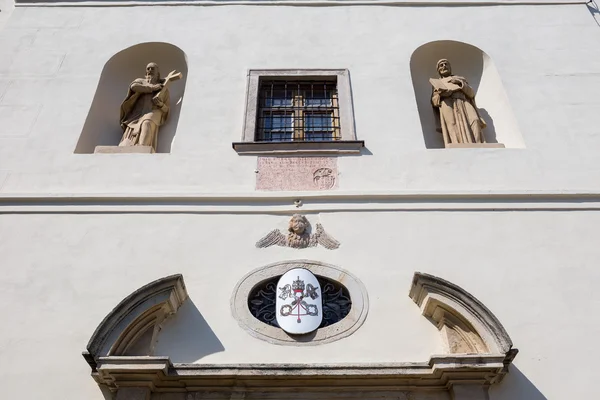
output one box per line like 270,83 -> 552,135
231,260 -> 369,346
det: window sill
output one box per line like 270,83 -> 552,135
232,140 -> 364,155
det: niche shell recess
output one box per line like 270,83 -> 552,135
231,260 -> 369,345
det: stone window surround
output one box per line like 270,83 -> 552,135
230,259 -> 369,346
233,69 -> 364,155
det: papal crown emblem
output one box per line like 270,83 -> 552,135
292,277 -> 305,292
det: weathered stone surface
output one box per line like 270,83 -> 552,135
94,145 -> 154,154
116,387 -> 151,400
430,59 -> 500,148
445,143 -> 505,149
451,384 -> 489,400
256,157 -> 337,191
118,63 -> 182,152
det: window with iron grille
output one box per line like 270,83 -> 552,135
235,69 -> 363,155
256,80 -> 340,142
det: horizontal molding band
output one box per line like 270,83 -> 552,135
14,0 -> 587,8
2,190 -> 600,213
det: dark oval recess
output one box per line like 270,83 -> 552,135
248,276 -> 352,329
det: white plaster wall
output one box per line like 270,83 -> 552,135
0,3 -> 599,193
0,2 -> 599,400
0,210 -> 598,399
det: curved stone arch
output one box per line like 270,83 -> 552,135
410,272 -> 514,356
410,39 -> 524,149
83,274 -> 187,370
75,42 -> 188,154
231,259 -> 369,346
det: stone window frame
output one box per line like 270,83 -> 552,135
230,259 -> 369,346
233,69 -> 364,155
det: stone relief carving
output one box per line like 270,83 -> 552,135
255,214 -> 340,249
430,59 -> 487,147
313,167 -> 336,190
119,62 -> 182,152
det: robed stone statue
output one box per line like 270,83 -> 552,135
430,59 -> 487,146
119,62 -> 182,152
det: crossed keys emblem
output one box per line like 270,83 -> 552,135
278,277 -> 320,323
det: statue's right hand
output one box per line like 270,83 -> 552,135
150,84 -> 163,92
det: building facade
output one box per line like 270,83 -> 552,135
1,0 -> 599,399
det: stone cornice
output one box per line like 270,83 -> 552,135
95,354 -> 514,391
14,0 -> 586,7
2,190 -> 600,213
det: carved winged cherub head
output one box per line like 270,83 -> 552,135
436,59 -> 452,78
288,214 -> 309,235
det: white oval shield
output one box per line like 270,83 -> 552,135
275,268 -> 323,335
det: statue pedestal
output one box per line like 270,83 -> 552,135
94,146 -> 155,154
445,143 -> 505,149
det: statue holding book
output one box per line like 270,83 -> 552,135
430,59 -> 487,146
118,62 -> 182,152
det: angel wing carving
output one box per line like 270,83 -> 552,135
314,223 -> 341,250
255,229 -> 286,248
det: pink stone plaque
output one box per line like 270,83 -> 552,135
256,157 -> 338,191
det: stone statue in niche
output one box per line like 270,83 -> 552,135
256,214 -> 340,250
430,59 -> 492,148
118,62 -> 182,152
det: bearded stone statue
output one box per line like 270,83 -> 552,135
429,59 -> 487,147
118,62 -> 182,152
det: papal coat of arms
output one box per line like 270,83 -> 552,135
275,268 -> 323,334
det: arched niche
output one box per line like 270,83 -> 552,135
410,40 -> 524,149
75,42 -> 188,154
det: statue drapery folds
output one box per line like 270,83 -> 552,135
430,59 -> 487,146
119,62 -> 181,152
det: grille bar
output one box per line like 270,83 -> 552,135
256,80 -> 341,142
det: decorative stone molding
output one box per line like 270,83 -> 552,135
410,272 -> 513,355
95,354 -> 513,399
230,260 -> 368,345
87,271 -> 517,400
83,274 -> 188,371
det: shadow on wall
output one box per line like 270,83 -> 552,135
490,364 -> 548,400
410,40 -> 524,149
74,42 -> 188,154
153,298 -> 225,363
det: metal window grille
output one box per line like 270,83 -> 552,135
248,276 -> 352,328
256,80 -> 341,142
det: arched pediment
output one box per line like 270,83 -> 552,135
83,274 -> 187,371
410,272 -> 515,357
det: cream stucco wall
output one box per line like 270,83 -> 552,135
0,2 -> 599,193
1,1 -> 599,400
